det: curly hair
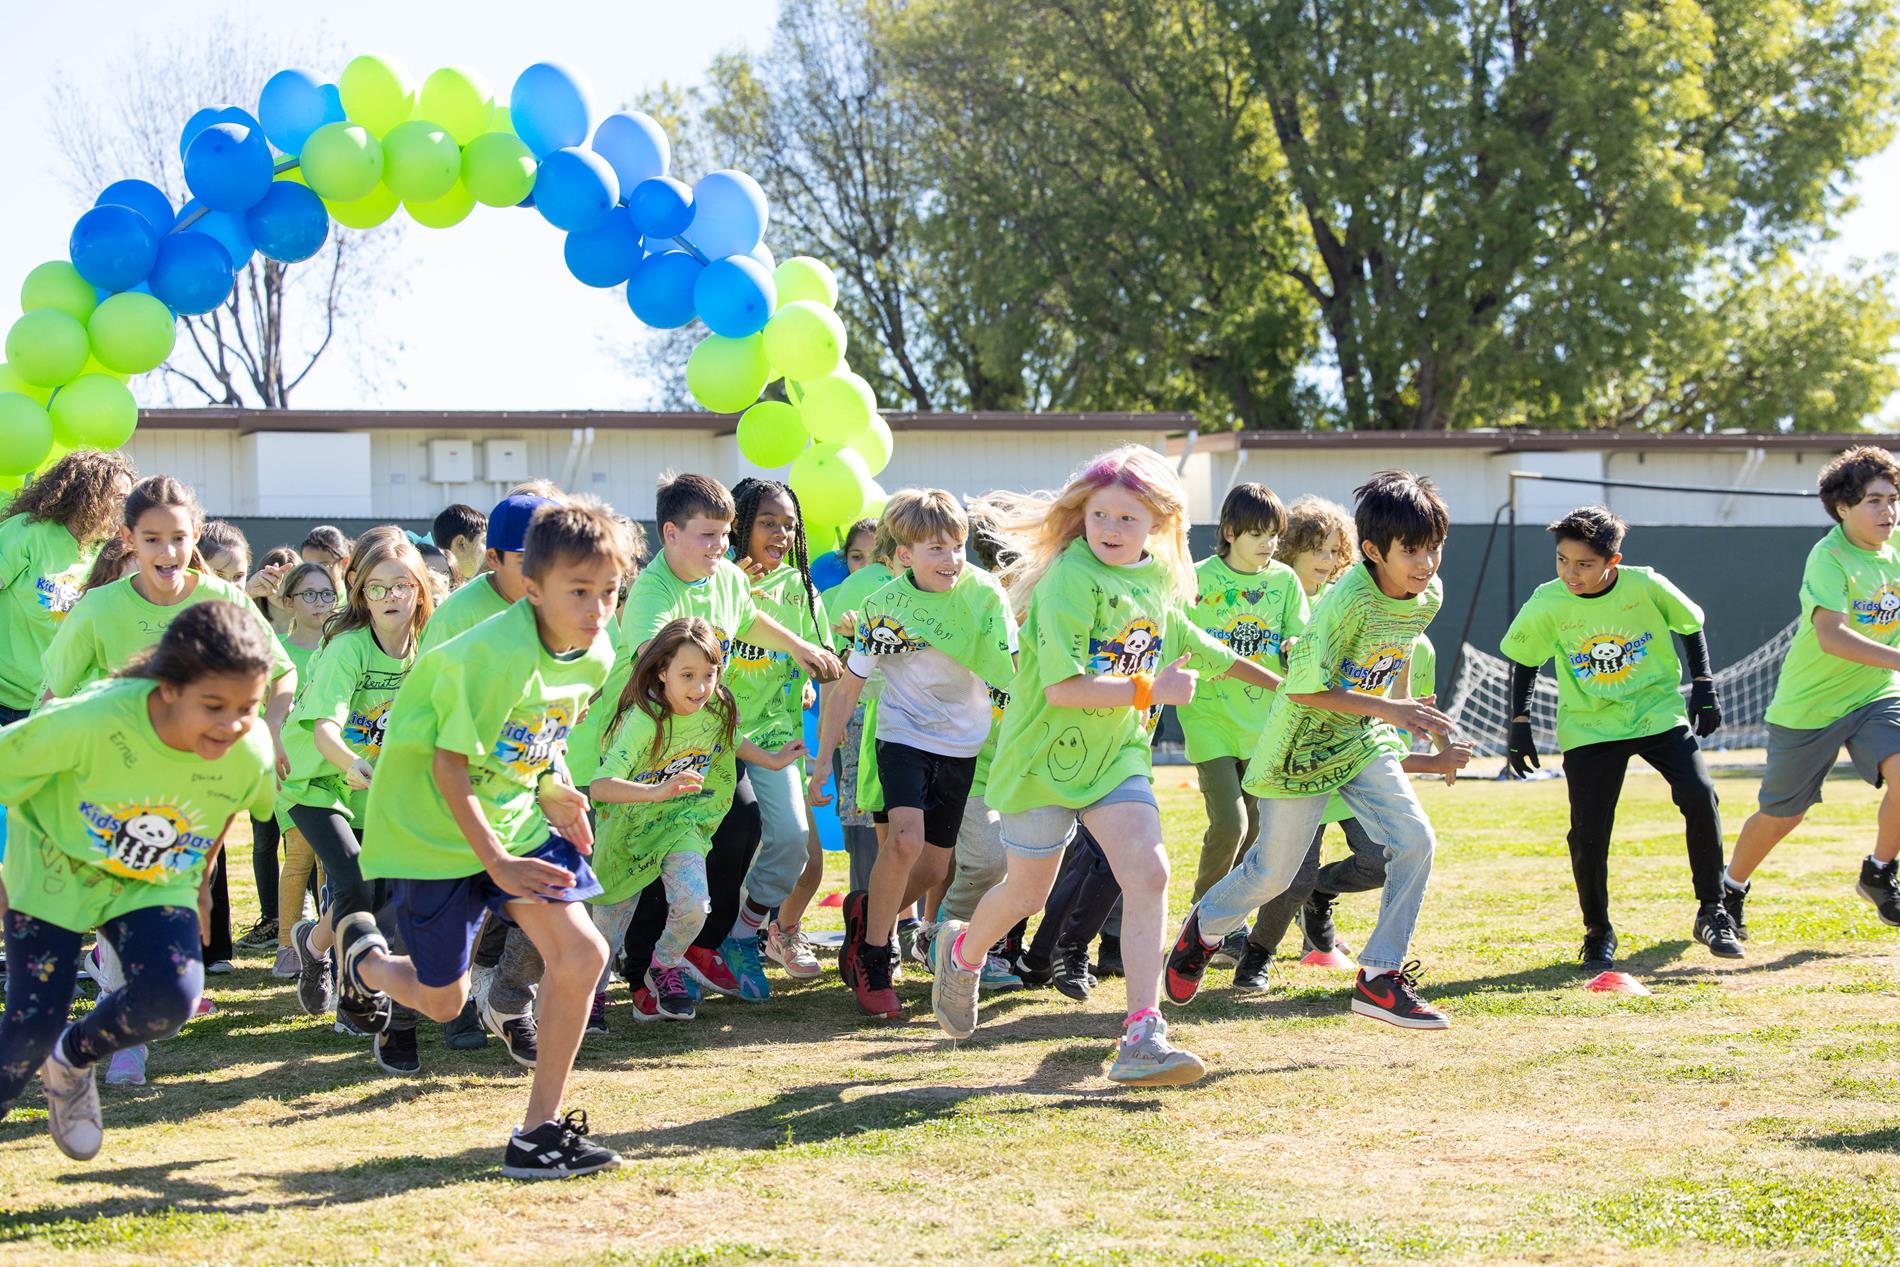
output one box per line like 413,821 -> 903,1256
1818,446 -> 1900,524
2,449 -> 135,547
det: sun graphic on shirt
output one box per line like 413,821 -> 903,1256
492,703 -> 576,782
1089,618 -> 1162,677
343,699 -> 393,757
79,800 -> 207,882
1338,645 -> 1406,695
634,746 -> 720,791
858,614 -> 922,655
1852,583 -> 1900,634
1218,615 -> 1280,663
1567,629 -> 1655,689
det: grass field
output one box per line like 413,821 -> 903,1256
4,762 -> 1900,1266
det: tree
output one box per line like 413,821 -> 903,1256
45,21 -> 408,408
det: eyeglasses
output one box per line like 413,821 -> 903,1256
291,588 -> 337,604
364,581 -> 415,602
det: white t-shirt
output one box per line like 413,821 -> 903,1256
848,628 -> 1016,759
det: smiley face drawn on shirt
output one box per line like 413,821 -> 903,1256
1048,726 -> 1087,781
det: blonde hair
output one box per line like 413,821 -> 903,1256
973,445 -> 1195,617
1276,495 -> 1356,584
884,488 -> 968,548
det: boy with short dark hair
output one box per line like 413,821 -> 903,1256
1166,470 -> 1457,1028
432,504 -> 488,585
1725,445 -> 1900,931
341,499 -> 628,1179
1499,504 -> 1737,971
422,493 -> 554,652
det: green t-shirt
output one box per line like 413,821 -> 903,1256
279,633 -> 319,682
1320,632 -> 1433,825
1176,554 -> 1308,763
278,625 -> 414,822
726,563 -> 827,749
1246,563 -> 1442,801
0,515 -> 100,710
359,599 -> 612,881
0,677 -> 274,931
588,703 -> 739,904
1499,567 -> 1702,751
985,538 -> 1236,814
1762,524 -> 1900,730
418,572 -> 510,655
41,571 -> 294,700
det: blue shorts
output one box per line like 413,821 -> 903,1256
391,836 -> 603,988
999,775 -> 1159,859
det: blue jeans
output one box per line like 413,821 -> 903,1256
742,760 -> 811,909
1196,752 -> 1435,974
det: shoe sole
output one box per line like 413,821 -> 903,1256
1350,998 -> 1451,1030
763,944 -> 825,979
1231,976 -> 1272,994
1856,888 -> 1900,926
1053,981 -> 1093,1002
1108,1054 -> 1208,1087
1163,972 -> 1204,1007
1697,935 -> 1745,960
500,1156 -> 622,1181
373,1045 -> 421,1076
627,1005 -> 663,1025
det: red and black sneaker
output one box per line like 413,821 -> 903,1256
839,890 -> 869,992
1350,961 -> 1449,1030
1164,908 -> 1219,1006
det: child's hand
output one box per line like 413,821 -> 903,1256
1387,696 -> 1453,739
657,770 -> 705,800
487,853 -> 577,901
734,555 -> 770,581
1151,654 -> 1198,707
245,562 -> 289,600
795,642 -> 844,684
832,611 -> 858,643
806,768 -> 833,808
344,758 -> 376,791
1425,739 -> 1475,776
767,739 -> 807,771
273,734 -> 291,781
803,680 -> 817,710
538,778 -> 594,852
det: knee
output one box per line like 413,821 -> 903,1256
417,982 -> 468,1024
127,977 -> 199,1041
1118,850 -> 1170,896
547,930 -> 610,982
888,828 -> 925,859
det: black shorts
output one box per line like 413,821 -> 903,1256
871,740 -> 977,847
390,836 -> 602,988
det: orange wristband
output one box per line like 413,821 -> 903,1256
1130,671 -> 1154,712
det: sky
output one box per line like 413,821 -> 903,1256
1,2 -> 1895,415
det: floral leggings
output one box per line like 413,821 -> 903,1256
0,906 -> 201,1116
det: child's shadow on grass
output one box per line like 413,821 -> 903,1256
1423,942 -> 1848,999
1797,1124 -> 1900,1154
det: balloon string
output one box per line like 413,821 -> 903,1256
167,157 -> 300,237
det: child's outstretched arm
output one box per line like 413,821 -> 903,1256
739,737 -> 807,771
807,671 -> 867,806
1290,685 -> 1454,738
1812,608 -> 1900,672
589,770 -> 704,805
739,610 -> 844,683
313,719 -> 376,789
1044,654 -> 1199,708
1221,658 -> 1282,692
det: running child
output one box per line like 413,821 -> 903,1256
0,603 -> 277,1161
588,618 -> 804,1021
1723,446 -> 1900,935
342,498 -> 626,1180
1499,505 -> 1737,969
1166,470 -> 1457,1030
929,446 -> 1277,1084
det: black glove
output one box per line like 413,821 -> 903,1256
1506,718 -> 1540,778
1690,678 -> 1722,738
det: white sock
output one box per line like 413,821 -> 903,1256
1722,867 -> 1748,893
1869,855 -> 1892,871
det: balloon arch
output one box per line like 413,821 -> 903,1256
0,56 -> 893,543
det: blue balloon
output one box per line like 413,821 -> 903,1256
563,206 -> 644,288
244,181 -> 329,263
180,104 -> 257,160
687,169 -> 769,260
627,251 -> 704,329
510,63 -> 592,159
259,68 -> 342,155
184,121 -> 275,212
694,255 -> 777,338
148,232 -> 236,315
69,204 -> 159,291
749,242 -> 777,273
178,200 -> 255,270
628,176 -> 693,240
591,111 -> 669,194
95,179 -> 174,236
533,147 -> 619,233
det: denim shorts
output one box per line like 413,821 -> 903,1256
391,836 -> 602,988
999,775 -> 1158,858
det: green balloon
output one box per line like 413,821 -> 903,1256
848,412 -> 893,477
738,400 -> 810,467
406,181 -> 476,229
300,122 -> 385,202
788,442 -> 873,525
5,311 -> 90,388
796,370 -> 875,443
420,66 -> 493,145
48,374 -> 138,449
775,256 -> 838,309
88,293 -> 175,375
381,119 -> 461,201
21,261 -> 98,323
763,300 -> 847,382
860,479 -> 889,523
462,131 -> 537,207
327,182 -> 401,229
687,333 -> 771,414
340,53 -> 415,137
0,363 -> 55,406
0,393 -> 55,475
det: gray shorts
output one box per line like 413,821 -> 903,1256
999,775 -> 1159,858
1759,695 -> 1900,817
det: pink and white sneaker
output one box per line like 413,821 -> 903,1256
764,920 -> 823,980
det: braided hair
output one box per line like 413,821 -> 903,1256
730,477 -> 821,637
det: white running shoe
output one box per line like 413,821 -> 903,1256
1108,1012 -> 1206,1087
40,1034 -> 103,1160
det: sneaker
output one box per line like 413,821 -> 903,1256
374,1026 -> 421,1075
270,945 -> 299,979
1209,929 -> 1247,970
1723,879 -> 1750,942
333,912 -> 391,1036
1351,962 -> 1450,1030
930,921 -> 980,1039
851,939 -> 902,1019
628,985 -> 662,1023
290,918 -> 334,1017
192,995 -> 217,1019
1052,942 -> 1095,1002
896,918 -> 923,968
585,992 -> 609,1039
500,1109 -> 621,1181
1857,857 -> 1900,927
1232,941 -> 1271,993
1163,908 -> 1218,1006
333,1010 -> 374,1038
235,916 -> 279,950
204,960 -> 234,976
839,891 -> 869,993
478,996 -> 540,1066
1694,902 -> 1745,959
1303,890 -> 1339,953
1579,928 -> 1618,973
718,935 -> 770,1002
1011,950 -> 1054,988
1094,934 -> 1124,979
644,964 -> 697,1021
764,920 -> 823,980
680,944 -> 742,998
39,1035 -> 103,1160
1108,1011 -> 1206,1087
444,996 -> 489,1051
105,1045 -> 147,1087
981,954 -> 1023,992
82,944 -> 116,991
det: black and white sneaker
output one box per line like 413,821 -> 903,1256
334,913 -> 391,1035
1232,941 -> 1271,992
1208,928 -> 1247,970
1857,858 -> 1900,927
1722,879 -> 1750,942
234,916 -> 279,950
374,1026 -> 421,1075
500,1109 -> 621,1181
1011,950 -> 1054,988
290,918 -> 334,1017
478,995 -> 539,1066
1052,942 -> 1094,1001
1351,961 -> 1450,1030
1694,903 -> 1745,960
1303,890 -> 1340,954
1579,928 -> 1618,973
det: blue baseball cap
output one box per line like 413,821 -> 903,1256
486,494 -> 554,554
